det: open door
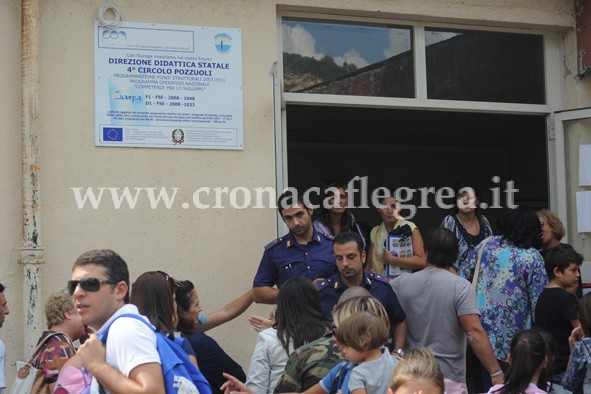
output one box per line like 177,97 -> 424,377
554,108 -> 591,284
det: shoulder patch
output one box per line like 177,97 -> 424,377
315,278 -> 330,291
368,272 -> 390,285
322,232 -> 334,240
264,237 -> 282,251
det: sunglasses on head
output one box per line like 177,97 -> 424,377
157,270 -> 183,288
67,277 -> 117,295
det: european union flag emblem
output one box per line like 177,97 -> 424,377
103,127 -> 123,141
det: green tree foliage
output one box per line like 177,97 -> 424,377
283,52 -> 358,82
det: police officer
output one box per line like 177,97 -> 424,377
252,189 -> 335,304
316,231 -> 407,353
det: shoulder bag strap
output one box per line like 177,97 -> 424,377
472,236 -> 493,290
581,340 -> 591,365
27,331 -> 63,364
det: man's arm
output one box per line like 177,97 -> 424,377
77,334 -> 165,394
393,320 -> 406,349
205,289 -> 254,330
459,314 -> 504,386
252,286 -> 278,304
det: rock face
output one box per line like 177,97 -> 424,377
283,71 -> 323,92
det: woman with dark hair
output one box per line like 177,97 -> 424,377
175,280 -> 247,394
459,207 -> 548,392
246,277 -> 331,394
440,181 -> 493,273
313,181 -> 371,253
130,271 -> 198,365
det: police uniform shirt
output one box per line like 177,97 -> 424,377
316,271 -> 406,326
253,230 -> 336,289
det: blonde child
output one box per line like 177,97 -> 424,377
389,347 -> 444,394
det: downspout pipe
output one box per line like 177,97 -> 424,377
20,0 -> 44,355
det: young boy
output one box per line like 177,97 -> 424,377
322,311 -> 398,394
534,243 -> 583,382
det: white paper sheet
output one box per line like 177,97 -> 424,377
580,145 -> 591,186
576,191 -> 591,233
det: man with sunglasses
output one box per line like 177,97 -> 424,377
66,249 -> 164,394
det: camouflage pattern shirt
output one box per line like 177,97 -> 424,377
274,333 -> 343,393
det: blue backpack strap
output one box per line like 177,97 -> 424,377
98,313 -> 212,394
336,361 -> 353,393
99,313 -> 152,342
330,361 -> 353,394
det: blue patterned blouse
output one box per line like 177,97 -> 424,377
459,235 -> 548,361
562,338 -> 591,394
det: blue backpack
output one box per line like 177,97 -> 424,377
100,313 -> 213,394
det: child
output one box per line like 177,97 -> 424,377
326,311 -> 397,394
535,244 -> 583,382
389,347 -> 444,394
561,293 -> 591,394
489,329 -> 548,394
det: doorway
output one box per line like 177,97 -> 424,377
286,104 -> 549,233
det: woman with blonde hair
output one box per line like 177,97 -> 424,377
537,209 -> 566,256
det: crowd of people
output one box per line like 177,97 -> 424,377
0,181 -> 588,394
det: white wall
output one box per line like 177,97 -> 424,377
0,0 -> 585,387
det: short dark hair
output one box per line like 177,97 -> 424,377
452,181 -> 484,216
277,188 -> 307,215
424,228 -> 458,268
0,283 -> 4,293
73,249 -> 130,303
544,243 -> 583,279
497,207 -> 542,250
333,231 -> 364,254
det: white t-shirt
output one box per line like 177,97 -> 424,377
91,304 -> 160,394
0,338 -> 5,393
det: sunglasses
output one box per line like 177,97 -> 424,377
67,277 -> 117,295
157,271 -> 183,288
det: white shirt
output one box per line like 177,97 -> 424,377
0,339 -> 5,393
246,328 -> 294,394
91,304 -> 160,394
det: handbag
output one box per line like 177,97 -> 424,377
9,332 -> 62,394
472,236 -> 492,289
52,366 -> 92,394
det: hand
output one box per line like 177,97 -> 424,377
381,249 -> 396,265
221,372 -> 252,394
569,326 -> 584,351
76,333 -> 106,372
391,352 -> 403,361
491,373 -> 504,386
248,314 -> 274,332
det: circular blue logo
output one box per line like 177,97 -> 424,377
214,33 -> 232,54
